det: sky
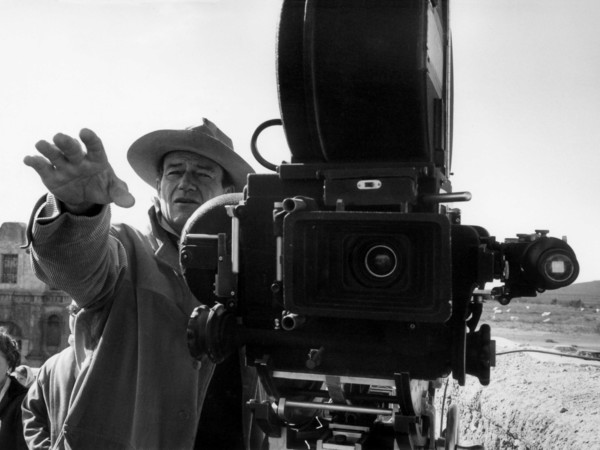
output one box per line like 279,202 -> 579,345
0,0 -> 599,284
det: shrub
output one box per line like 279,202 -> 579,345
568,299 -> 585,308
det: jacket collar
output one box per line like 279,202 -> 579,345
148,206 -> 181,271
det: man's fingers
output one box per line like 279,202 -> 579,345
23,155 -> 55,178
79,128 -> 108,163
34,140 -> 66,166
80,129 -> 134,207
30,129 -> 133,209
53,132 -> 85,164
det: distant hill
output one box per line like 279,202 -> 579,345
535,280 -> 600,306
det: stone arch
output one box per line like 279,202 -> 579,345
45,314 -> 61,348
39,312 -> 67,357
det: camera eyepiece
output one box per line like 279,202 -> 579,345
521,237 -> 579,290
500,234 -> 580,299
537,249 -> 578,288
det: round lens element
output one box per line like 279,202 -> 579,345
541,252 -> 576,283
364,245 -> 398,278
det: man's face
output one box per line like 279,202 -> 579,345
157,151 -> 230,235
0,351 -> 9,385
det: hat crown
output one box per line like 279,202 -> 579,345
128,117 -> 253,191
187,118 -> 233,150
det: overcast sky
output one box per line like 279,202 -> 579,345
1,0 -> 598,284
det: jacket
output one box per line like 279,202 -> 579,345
25,195 -> 263,450
0,375 -> 28,450
22,345 -> 77,448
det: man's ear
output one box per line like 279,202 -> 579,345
223,184 -> 235,195
156,178 -> 161,194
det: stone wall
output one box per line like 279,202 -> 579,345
0,222 -> 72,367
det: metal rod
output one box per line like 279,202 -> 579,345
275,236 -> 282,281
231,216 -> 240,274
279,399 -> 393,416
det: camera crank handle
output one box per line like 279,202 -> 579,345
251,119 -> 283,172
421,191 -> 472,204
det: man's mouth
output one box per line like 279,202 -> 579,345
174,198 -> 200,205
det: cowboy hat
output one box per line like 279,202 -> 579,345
127,118 -> 254,191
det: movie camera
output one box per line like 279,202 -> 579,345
180,1 -> 579,448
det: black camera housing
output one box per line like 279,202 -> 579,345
181,0 -> 579,387
180,0 -> 579,447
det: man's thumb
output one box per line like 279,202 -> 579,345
110,180 -> 136,208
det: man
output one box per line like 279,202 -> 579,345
21,303 -> 78,448
22,119 -> 258,449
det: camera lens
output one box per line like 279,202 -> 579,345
364,245 -> 398,279
540,252 -> 576,284
346,234 -> 411,290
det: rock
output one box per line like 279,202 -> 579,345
437,349 -> 600,449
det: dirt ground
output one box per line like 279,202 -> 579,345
443,328 -> 600,449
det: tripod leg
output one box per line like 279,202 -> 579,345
393,374 -> 431,449
444,404 -> 459,450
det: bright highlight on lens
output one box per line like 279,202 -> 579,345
364,245 -> 398,278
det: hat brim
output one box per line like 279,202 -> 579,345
127,129 -> 254,191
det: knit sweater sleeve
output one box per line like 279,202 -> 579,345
28,194 -> 128,309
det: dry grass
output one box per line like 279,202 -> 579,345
481,298 -> 600,335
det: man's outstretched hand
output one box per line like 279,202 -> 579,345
23,128 -> 136,214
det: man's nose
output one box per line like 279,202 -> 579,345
178,171 -> 198,191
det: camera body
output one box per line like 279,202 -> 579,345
180,0 -> 579,447
214,167 -> 472,383
182,166 -> 579,385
